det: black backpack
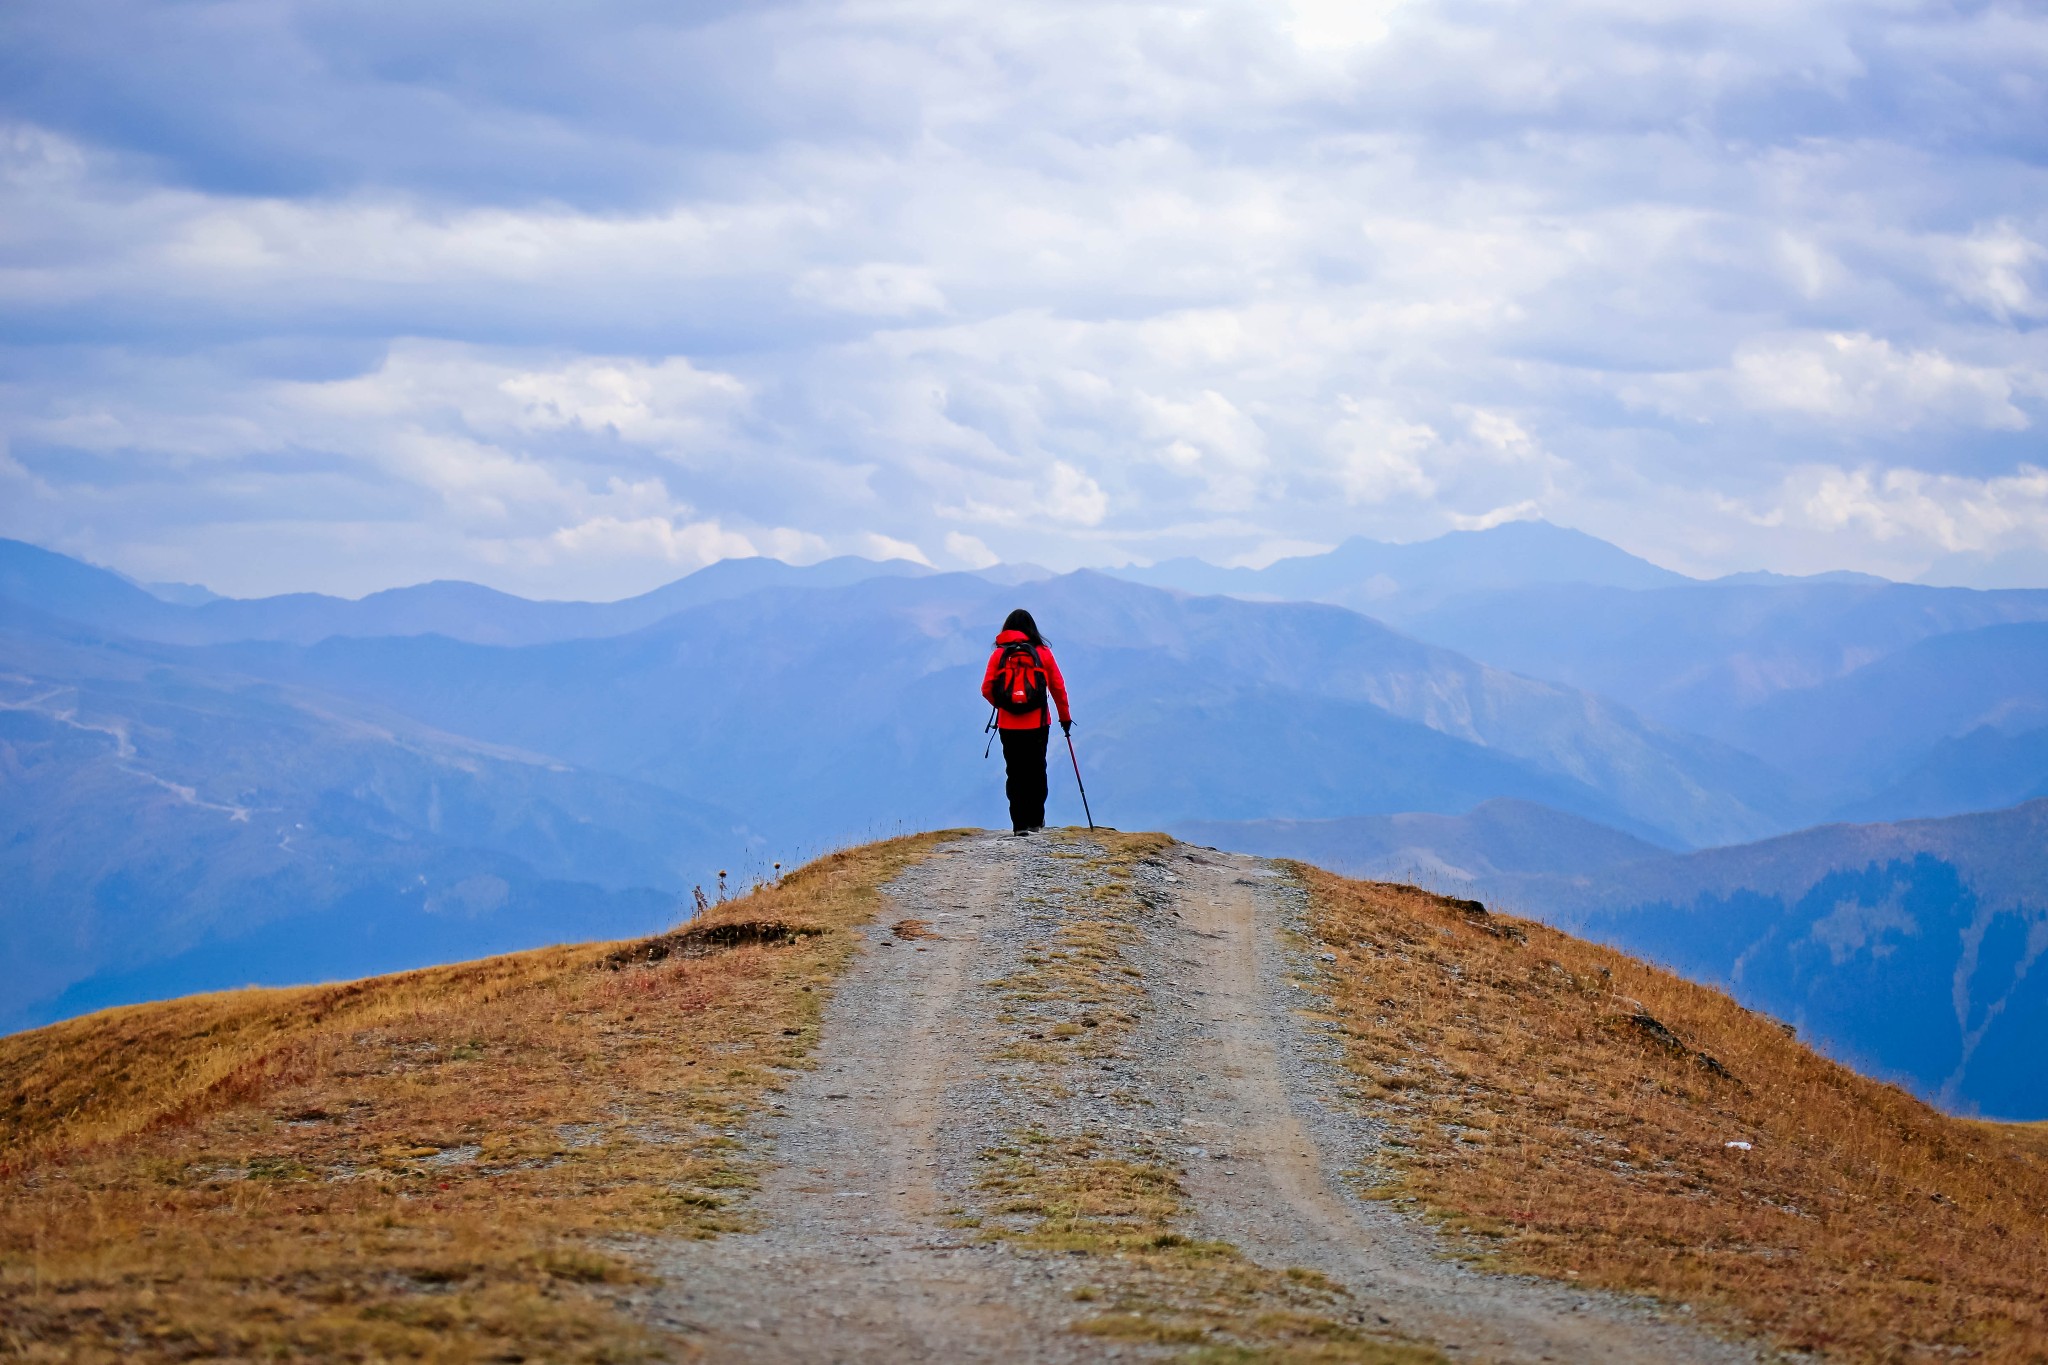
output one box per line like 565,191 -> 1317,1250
991,640 -> 1048,716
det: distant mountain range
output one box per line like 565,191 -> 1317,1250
185,569 -> 1793,847
0,537 -> 1796,1028
5,528 -> 2047,1118
1181,799 -> 2048,1119
1173,799 -> 1675,887
1110,526 -> 2048,825
0,538 -> 936,648
1108,519 -> 1687,613
0,602 -> 743,1031
1728,622 -> 2048,808
1404,580 -> 2048,766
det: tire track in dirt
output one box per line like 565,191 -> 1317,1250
1172,854 -> 1758,1364
649,835 -> 1103,1362
649,833 -> 1759,1363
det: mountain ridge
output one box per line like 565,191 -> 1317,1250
1110,519 -> 1688,612
3,832 -> 2042,1362
0,598 -> 745,1031
183,567 -> 1794,847
1184,798 -> 2048,1117
0,537 -> 936,648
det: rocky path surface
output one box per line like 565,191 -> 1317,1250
650,832 -> 1758,1363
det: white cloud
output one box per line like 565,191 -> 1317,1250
944,531 -> 999,568
1464,409 -> 1541,462
1045,461 -> 1109,526
859,532 -> 932,565
4,0 -> 2048,588
793,263 -> 949,316
939,459 -> 1108,529
534,515 -> 763,567
1136,387 -> 1268,506
1937,222 -> 2047,322
1222,537 -> 1334,569
1325,400 -> 1439,505
1730,333 -> 2027,431
1451,501 -> 1545,532
497,359 -> 747,445
1285,0 -> 1406,53
1787,463 -> 2048,552
1633,332 -> 2035,435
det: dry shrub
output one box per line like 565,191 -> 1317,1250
1300,866 -> 2048,1363
0,831 -> 956,1363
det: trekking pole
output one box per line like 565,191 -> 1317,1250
1063,726 -> 1095,831
983,705 -> 999,758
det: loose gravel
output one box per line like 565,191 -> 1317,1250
647,832 -> 1761,1363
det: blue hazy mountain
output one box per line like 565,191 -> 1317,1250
1402,581 -> 2048,740
1183,798 -> 2048,1119
1108,534 -> 2048,827
139,580 -> 222,605
1172,799 -> 1673,886
1399,583 -> 2048,818
0,537 -> 933,647
20,532 -> 2046,829
1724,623 -> 2048,801
191,569 -> 1793,848
0,603 -> 747,1031
1841,723 -> 2048,823
3,549 -> 1805,1031
1536,801 -> 2048,1121
10,533 -> 2046,1120
1110,520 -> 1687,613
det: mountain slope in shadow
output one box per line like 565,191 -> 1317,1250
189,569 -> 1794,848
0,603 -> 743,1030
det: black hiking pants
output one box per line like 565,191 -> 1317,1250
999,725 -> 1051,832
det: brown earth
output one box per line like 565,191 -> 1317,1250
3,830 -> 2044,1363
650,831 -> 1755,1363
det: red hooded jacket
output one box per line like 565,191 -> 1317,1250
981,630 -> 1072,731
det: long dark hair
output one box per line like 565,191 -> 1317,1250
999,607 -> 1045,645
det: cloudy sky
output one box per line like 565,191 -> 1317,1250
3,0 -> 2046,598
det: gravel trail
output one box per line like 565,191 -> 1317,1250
649,832 -> 1759,1363
1170,853 -> 1757,1364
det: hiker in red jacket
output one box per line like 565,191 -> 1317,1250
981,608 -> 1072,835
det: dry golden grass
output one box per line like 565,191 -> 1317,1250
1971,1121 -> 2048,1160
1299,866 -> 2048,1363
0,832 -> 954,1363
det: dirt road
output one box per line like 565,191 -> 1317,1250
651,832 -> 1757,1362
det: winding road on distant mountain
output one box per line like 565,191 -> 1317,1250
651,832 -> 1755,1363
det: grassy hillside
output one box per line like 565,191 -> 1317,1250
4,834 -> 2044,1362
1301,869 -> 2048,1360
1198,799 -> 2048,1119
1540,800 -> 2048,1119
0,833 -> 950,1363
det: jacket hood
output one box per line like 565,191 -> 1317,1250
995,629 -> 1033,644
